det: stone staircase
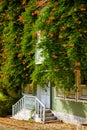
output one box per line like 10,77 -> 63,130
12,95 -> 58,123
45,109 -> 58,123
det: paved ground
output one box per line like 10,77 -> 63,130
0,117 -> 77,130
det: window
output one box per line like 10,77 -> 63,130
80,85 -> 87,100
56,73 -> 87,101
35,31 -> 44,64
56,87 -> 64,98
81,76 -> 87,85
56,87 -> 76,99
67,88 -> 76,99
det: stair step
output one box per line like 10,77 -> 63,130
45,119 -> 58,123
45,116 -> 57,121
45,109 -> 51,113
44,109 -> 58,123
45,113 -> 54,117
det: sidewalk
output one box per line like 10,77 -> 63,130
0,117 -> 77,130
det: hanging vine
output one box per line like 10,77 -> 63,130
31,0 -> 87,89
0,0 -> 87,95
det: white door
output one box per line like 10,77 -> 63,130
40,83 -> 50,108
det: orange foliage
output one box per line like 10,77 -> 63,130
46,16 -> 55,23
45,2 -> 50,6
0,1 -> 2,5
66,36 -> 71,39
52,8 -> 56,11
80,8 -> 86,11
34,10 -> 40,15
75,62 -> 81,66
84,30 -> 87,33
52,55 -> 58,59
62,44 -> 67,47
74,69 -> 80,73
61,26 -> 66,30
69,44 -> 74,47
33,33 -> 37,37
59,35 -> 63,39
78,21 -> 82,24
0,22 -> 2,25
73,8 -> 77,12
54,2 -> 58,5
49,33 -> 54,37
49,16 -> 55,20
59,51 -> 62,54
64,52 -> 67,54
32,12 -> 35,16
22,0 -> 26,6
46,19 -> 52,23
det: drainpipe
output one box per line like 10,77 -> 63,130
75,70 -> 81,101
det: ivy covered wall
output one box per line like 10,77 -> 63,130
31,0 -> 87,91
0,0 -> 87,103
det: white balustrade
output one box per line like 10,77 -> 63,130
12,95 -> 35,116
12,95 -> 45,122
35,97 -> 45,122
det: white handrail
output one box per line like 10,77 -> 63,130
35,97 -> 45,108
12,95 -> 35,116
35,97 -> 45,122
12,96 -> 25,116
12,95 -> 45,122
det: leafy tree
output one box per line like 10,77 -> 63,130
0,0 -> 35,115
0,0 -> 25,98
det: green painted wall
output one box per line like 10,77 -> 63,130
52,87 -> 55,109
51,88 -> 87,118
53,99 -> 87,118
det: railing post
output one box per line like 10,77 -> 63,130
12,105 -> 14,116
35,97 -> 45,122
23,95 -> 25,109
18,102 -> 19,112
43,107 -> 45,122
35,97 -> 37,115
39,105 -> 41,118
22,96 -> 24,109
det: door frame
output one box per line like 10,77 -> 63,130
37,82 -> 52,109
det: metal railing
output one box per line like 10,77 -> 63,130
12,95 -> 45,122
12,95 -> 35,116
35,97 -> 45,122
